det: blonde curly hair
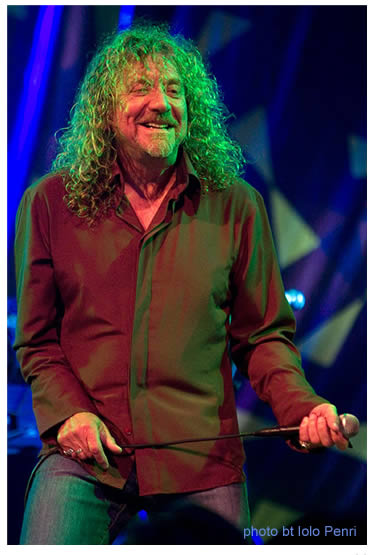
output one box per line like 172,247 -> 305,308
52,21 -> 246,224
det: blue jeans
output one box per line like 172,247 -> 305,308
20,453 -> 251,544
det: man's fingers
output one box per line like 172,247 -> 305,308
313,404 -> 348,449
299,416 -> 310,442
58,424 -> 91,461
307,413 -> 321,445
316,415 -> 333,447
300,404 -> 350,451
312,403 -> 340,431
330,429 -> 349,450
73,448 -> 89,460
100,424 -> 123,454
87,435 -> 109,470
57,413 -> 122,467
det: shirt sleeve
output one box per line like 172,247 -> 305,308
229,187 -> 328,426
13,185 -> 97,443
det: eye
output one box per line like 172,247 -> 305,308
167,85 -> 182,97
132,86 -> 149,95
130,81 -> 151,95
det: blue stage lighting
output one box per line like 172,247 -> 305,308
285,289 -> 306,310
118,6 -> 134,31
8,6 -> 63,248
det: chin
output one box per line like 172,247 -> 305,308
144,141 -> 177,159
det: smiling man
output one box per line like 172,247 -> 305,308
115,59 -> 187,161
14,22 -> 348,545
113,57 -> 188,229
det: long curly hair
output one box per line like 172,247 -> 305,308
52,21 -> 246,224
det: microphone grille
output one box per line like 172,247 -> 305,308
340,414 -> 360,438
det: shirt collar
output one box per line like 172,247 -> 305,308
111,148 -> 200,195
181,150 -> 199,184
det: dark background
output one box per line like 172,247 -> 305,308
8,5 -> 366,545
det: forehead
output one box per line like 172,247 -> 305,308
124,56 -> 182,85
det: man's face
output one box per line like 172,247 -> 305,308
113,57 -> 188,166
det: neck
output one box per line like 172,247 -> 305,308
117,147 -> 178,200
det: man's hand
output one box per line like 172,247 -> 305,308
57,411 -> 122,470
299,403 -> 349,451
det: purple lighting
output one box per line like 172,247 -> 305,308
8,6 -> 63,244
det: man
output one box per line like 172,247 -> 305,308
14,23 -> 348,544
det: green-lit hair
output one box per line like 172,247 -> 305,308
52,21 -> 246,223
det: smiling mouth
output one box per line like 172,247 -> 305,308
140,123 -> 173,129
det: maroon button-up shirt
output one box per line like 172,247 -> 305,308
14,152 -> 327,493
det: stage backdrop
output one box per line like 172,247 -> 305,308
8,5 -> 366,545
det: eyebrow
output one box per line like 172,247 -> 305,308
127,76 -> 183,87
129,77 -> 151,86
167,78 -> 182,86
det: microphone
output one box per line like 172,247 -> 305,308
248,413 -> 360,439
119,414 -> 359,451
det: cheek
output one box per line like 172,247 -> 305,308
116,112 -> 135,134
177,104 -> 188,127
116,102 -> 135,124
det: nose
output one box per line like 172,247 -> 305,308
147,86 -> 171,113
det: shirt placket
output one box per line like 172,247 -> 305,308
115,196 -> 177,445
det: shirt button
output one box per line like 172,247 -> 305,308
125,429 -> 132,435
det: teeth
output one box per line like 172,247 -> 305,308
142,123 -> 169,129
